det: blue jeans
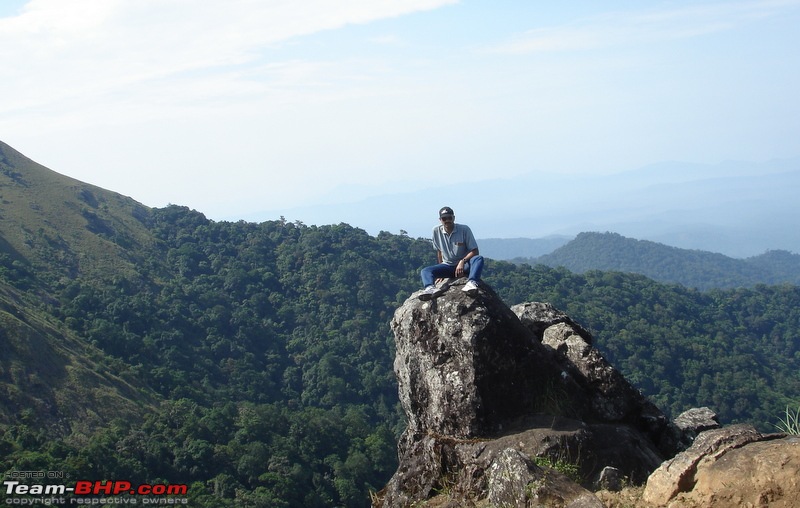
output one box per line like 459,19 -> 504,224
421,255 -> 484,287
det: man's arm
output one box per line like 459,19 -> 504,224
461,248 -> 479,263
456,248 -> 478,277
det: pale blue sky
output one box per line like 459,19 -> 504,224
0,1 -> 25,17
1,0 -> 799,228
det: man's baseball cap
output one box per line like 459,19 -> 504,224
439,206 -> 454,217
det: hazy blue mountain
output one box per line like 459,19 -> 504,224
527,231 -> 800,290
248,158 -> 800,257
477,235 -> 572,260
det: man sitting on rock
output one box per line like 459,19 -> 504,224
418,206 -> 484,300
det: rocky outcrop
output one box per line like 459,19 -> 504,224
375,281 -> 681,507
375,281 -> 800,507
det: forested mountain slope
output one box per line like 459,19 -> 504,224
0,139 -> 161,431
523,231 -> 800,290
0,140 -> 798,507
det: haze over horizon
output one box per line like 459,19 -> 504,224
2,0 -> 799,249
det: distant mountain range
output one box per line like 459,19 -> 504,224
476,235 -> 572,260
252,158 -> 800,258
493,231 -> 800,290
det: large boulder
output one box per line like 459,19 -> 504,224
685,435 -> 800,507
375,281 -> 678,507
643,425 -> 800,507
391,283 -> 571,440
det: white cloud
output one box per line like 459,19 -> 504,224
0,0 -> 457,130
0,0 -> 461,214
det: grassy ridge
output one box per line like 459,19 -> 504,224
0,140 -> 155,283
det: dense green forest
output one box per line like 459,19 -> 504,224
1,204 -> 799,506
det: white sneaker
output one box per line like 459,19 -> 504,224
418,284 -> 444,301
462,280 -> 479,295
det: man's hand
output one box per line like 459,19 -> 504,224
455,260 -> 465,278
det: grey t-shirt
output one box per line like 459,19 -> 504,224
431,223 -> 478,265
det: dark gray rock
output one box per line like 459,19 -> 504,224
673,407 -> 721,446
513,303 -> 681,457
392,285 -> 573,439
594,466 -> 624,492
512,301 -> 593,344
